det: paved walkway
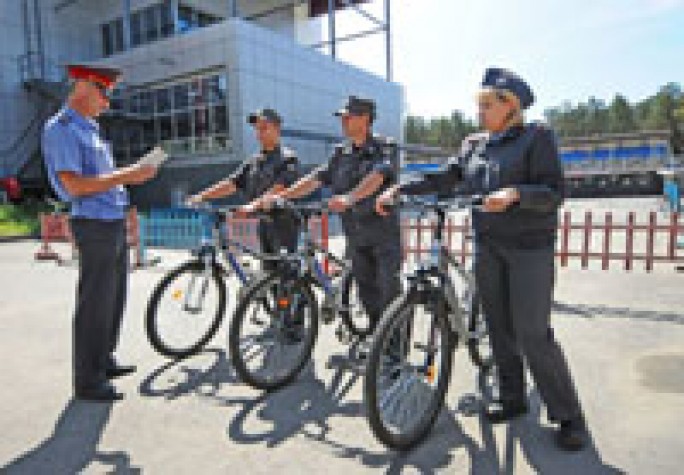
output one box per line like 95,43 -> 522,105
1,240 -> 683,474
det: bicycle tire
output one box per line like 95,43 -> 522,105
364,291 -> 455,450
145,260 -> 226,359
229,272 -> 319,391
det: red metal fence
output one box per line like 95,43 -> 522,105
403,211 -> 684,272
37,210 -> 684,272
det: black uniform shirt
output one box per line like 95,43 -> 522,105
402,123 -> 564,248
230,145 -> 299,201
314,133 -> 400,247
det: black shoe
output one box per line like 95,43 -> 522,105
556,419 -> 588,451
75,382 -> 124,402
106,364 -> 136,379
484,401 -> 528,424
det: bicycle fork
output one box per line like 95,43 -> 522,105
182,247 -> 214,314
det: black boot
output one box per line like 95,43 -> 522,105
556,418 -> 588,451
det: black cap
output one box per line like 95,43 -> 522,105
334,95 -> 376,122
481,67 -> 535,110
247,108 -> 282,125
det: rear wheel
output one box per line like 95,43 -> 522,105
229,272 -> 319,391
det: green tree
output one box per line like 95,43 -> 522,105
608,94 -> 636,133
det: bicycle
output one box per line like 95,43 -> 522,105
145,206 -> 269,359
363,195 -> 495,450
228,199 -> 370,391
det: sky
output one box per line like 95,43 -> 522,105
320,0 -> 684,121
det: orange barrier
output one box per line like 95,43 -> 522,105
34,213 -> 72,262
36,208 -> 145,269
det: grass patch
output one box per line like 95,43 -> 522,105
0,203 -> 52,237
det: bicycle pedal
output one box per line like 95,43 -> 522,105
320,306 -> 336,324
335,325 -> 352,345
182,306 -> 202,315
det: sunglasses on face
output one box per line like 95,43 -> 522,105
88,81 -> 114,100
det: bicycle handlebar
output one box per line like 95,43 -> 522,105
389,194 -> 483,212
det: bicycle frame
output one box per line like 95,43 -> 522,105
271,201 -> 351,299
401,196 -> 480,339
191,208 -> 271,284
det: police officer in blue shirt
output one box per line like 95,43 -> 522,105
187,108 -> 300,267
377,68 -> 588,451
42,64 -> 158,402
260,96 -> 402,342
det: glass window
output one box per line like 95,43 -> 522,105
198,12 -> 218,27
202,76 -> 216,104
175,111 -> 191,138
189,79 -> 202,107
143,118 -> 156,146
194,108 -> 209,137
161,0 -> 175,37
212,105 -> 227,133
144,5 -> 159,42
127,92 -> 138,114
178,6 -> 196,33
203,75 -> 226,104
155,87 -> 171,113
217,74 -> 227,102
139,90 -> 154,115
159,115 -> 174,141
130,11 -> 143,47
102,23 -> 113,57
127,127 -> 144,158
173,83 -> 189,110
213,135 -> 229,151
113,19 -> 124,53
110,73 -> 229,158
110,87 -> 125,111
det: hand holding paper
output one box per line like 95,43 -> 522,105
137,146 -> 168,167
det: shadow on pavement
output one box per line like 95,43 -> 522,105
475,391 -> 626,475
2,399 -> 140,474
136,345 -> 627,474
138,348 -> 237,400
553,301 -> 684,325
221,347 -> 498,474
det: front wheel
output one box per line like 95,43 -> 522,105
229,272 -> 319,391
364,291 -> 455,450
145,260 -> 226,359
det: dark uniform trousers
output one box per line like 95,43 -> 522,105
347,239 -> 402,326
70,218 -> 128,391
257,214 -> 299,273
475,238 -> 583,422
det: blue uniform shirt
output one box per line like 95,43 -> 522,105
42,107 -> 129,220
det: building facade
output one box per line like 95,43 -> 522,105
0,0 -> 403,206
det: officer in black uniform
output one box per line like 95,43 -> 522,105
188,108 -> 300,266
377,68 -> 588,451
260,96 -> 402,336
